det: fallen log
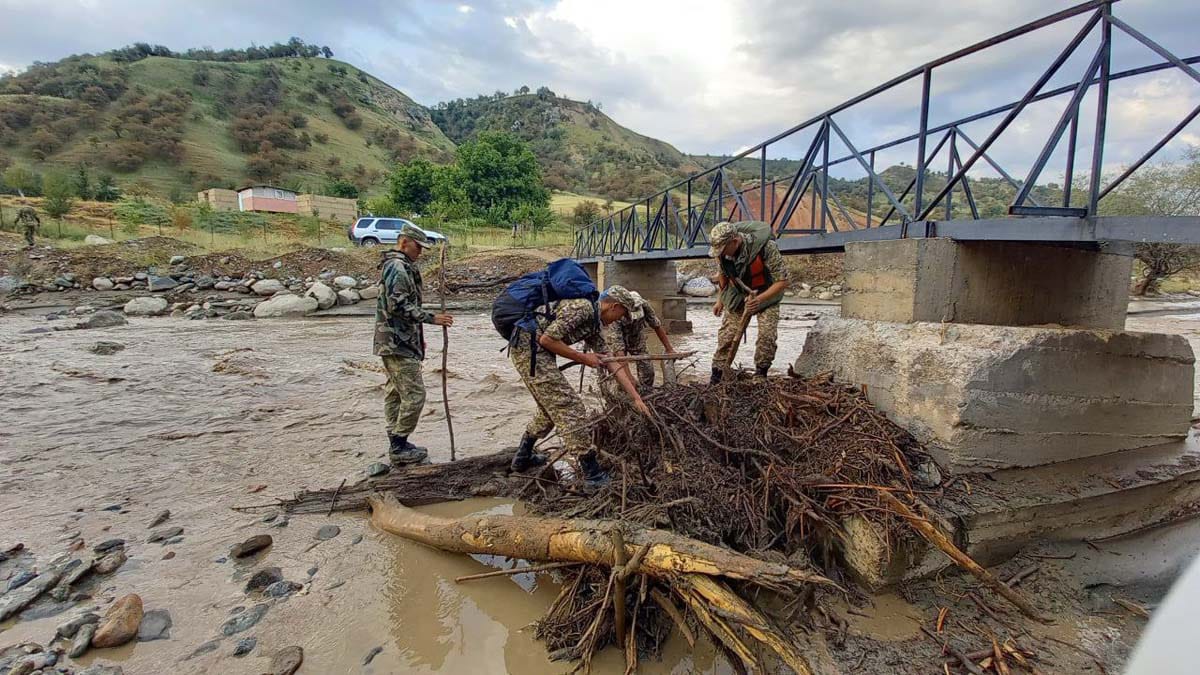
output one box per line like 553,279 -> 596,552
367,493 -> 835,592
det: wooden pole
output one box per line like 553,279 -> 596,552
438,241 -> 456,461
724,292 -> 757,368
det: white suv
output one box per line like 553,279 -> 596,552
347,217 -> 446,247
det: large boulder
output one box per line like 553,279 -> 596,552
75,310 -> 128,330
336,289 -> 360,306
84,234 -> 113,245
305,281 -> 337,310
123,297 -> 168,316
92,593 -> 143,648
92,277 -> 115,291
358,284 -> 380,300
251,279 -> 285,296
682,277 -> 716,297
333,275 -> 358,290
0,276 -> 20,294
252,294 -> 318,318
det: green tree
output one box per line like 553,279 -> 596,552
73,164 -> 93,200
2,165 -> 40,197
511,203 -> 556,232
454,131 -> 549,219
325,178 -> 360,199
42,171 -> 76,236
571,199 -> 602,225
94,174 -> 121,202
387,158 -> 438,213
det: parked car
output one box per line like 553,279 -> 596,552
347,217 -> 447,247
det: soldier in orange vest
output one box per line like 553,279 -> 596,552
709,221 -> 789,383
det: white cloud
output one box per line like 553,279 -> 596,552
457,4 -> 473,13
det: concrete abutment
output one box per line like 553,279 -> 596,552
595,259 -> 690,334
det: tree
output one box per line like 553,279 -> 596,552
325,178 -> 359,199
94,173 -> 120,202
387,158 -> 439,213
321,46 -> 334,58
73,164 -> 93,200
454,131 -> 549,219
571,200 -> 602,225
42,171 -> 76,234
1100,146 -> 1200,295
2,165 -> 40,197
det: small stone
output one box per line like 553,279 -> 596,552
367,462 -> 390,477
89,341 -> 126,355
148,510 -> 170,528
233,636 -> 256,657
92,539 -> 125,554
263,580 -> 301,598
76,311 -> 128,330
123,296 -> 168,316
147,275 -> 178,292
261,513 -> 278,523
333,275 -> 357,289
817,291 -> 835,301
94,549 -> 127,575
363,645 -> 383,665
244,567 -> 283,593
272,517 -> 289,528
188,639 -> 221,658
146,526 -> 183,543
70,622 -> 97,657
270,645 -> 304,675
351,534 -> 363,545
136,609 -> 172,641
358,284 -> 380,300
56,612 -> 100,639
162,551 -> 175,560
315,525 -> 340,541
91,593 -> 143,648
222,310 -> 254,320
92,277 -> 115,291
163,535 -> 184,545
221,603 -> 268,635
7,570 -> 36,591
169,255 -> 186,265
230,534 -> 273,558
306,566 -> 318,578
251,279 -> 285,296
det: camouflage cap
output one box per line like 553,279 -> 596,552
602,285 -> 644,321
398,223 -> 432,248
708,221 -> 738,258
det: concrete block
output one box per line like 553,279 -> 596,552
660,297 -> 688,321
597,260 -> 678,298
842,238 -> 1133,329
795,317 -> 1194,471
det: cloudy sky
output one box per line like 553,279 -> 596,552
0,0 -> 1197,178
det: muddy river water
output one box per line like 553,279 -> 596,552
3,300 -> 1200,673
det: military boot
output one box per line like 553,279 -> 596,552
755,364 -> 770,378
510,433 -> 548,472
709,367 -> 723,385
389,435 -> 428,465
578,452 -> 610,489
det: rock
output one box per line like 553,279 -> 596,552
233,636 -> 256,657
305,281 -> 337,310
194,275 -> 214,290
59,557 -> 94,588
148,510 -> 170,528
136,608 -> 172,641
91,593 -> 143,648
70,622 -> 97,657
230,534 -> 273,558
56,612 -> 100,639
146,526 -> 183,543
213,280 -> 236,291
188,640 -> 221,659
55,276 -> 74,288
147,275 -> 178,292
315,525 -> 340,541
682,277 -> 717,297
351,534 -> 363,545
264,580 -> 302,598
223,310 -> 254,320
7,570 -> 36,591
123,296 -> 168,316
221,603 -> 268,635
363,645 -> 383,665
336,289 -> 360,305
270,646 -> 304,675
93,539 -> 125,554
797,288 -> 813,299
92,277 -> 115,291
251,279 -> 285,296
817,291 -> 835,301
252,294 -> 317,318
169,255 -> 186,265
358,284 -> 380,300
84,234 -> 113,245
244,567 -> 283,593
75,310 -> 128,330
366,462 -> 390,477
94,549 -> 127,575
333,275 -> 357,290
89,341 -> 126,355
162,551 -> 175,560
0,275 -> 19,294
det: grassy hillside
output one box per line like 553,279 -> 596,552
0,53 -> 455,198
431,92 -> 701,202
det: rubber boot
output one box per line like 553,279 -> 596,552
389,435 -> 428,465
578,452 -> 610,489
755,364 -> 770,378
510,433 -> 548,472
709,367 -> 723,385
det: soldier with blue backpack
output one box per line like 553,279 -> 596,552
492,260 -> 649,485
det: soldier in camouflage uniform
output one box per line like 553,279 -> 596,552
598,289 -> 677,404
709,221 -> 788,383
16,207 -> 40,248
508,285 -> 649,485
374,223 -> 454,465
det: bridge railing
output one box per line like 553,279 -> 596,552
573,0 -> 1200,259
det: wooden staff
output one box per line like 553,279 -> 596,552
724,290 -> 757,367
438,241 -> 456,461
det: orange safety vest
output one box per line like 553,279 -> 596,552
747,253 -> 770,292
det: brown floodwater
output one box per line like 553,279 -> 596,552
0,306 -> 824,674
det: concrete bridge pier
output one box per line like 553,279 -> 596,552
593,259 -> 691,334
794,237 -> 1200,587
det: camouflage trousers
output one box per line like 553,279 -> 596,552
23,226 -> 34,247
712,304 -> 780,372
382,355 -> 426,437
509,332 -> 592,455
598,351 -> 655,405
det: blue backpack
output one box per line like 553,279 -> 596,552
492,258 -> 599,374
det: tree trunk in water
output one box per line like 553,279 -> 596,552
1132,274 -> 1156,296
366,493 -> 833,591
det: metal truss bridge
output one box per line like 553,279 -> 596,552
573,0 -> 1200,263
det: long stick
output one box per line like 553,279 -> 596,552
881,491 -> 1049,622
438,242 -> 456,461
558,351 -> 697,372
454,561 -> 579,583
724,292 -> 757,367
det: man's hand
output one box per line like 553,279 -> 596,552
634,399 -> 651,416
713,301 -> 724,317
432,314 -> 454,327
745,294 -> 760,315
578,352 -> 603,369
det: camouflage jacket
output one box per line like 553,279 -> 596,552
606,302 -> 660,354
518,298 -> 606,353
15,207 -> 39,229
374,251 -> 434,359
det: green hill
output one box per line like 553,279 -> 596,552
0,51 -> 455,197
431,90 -> 701,202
